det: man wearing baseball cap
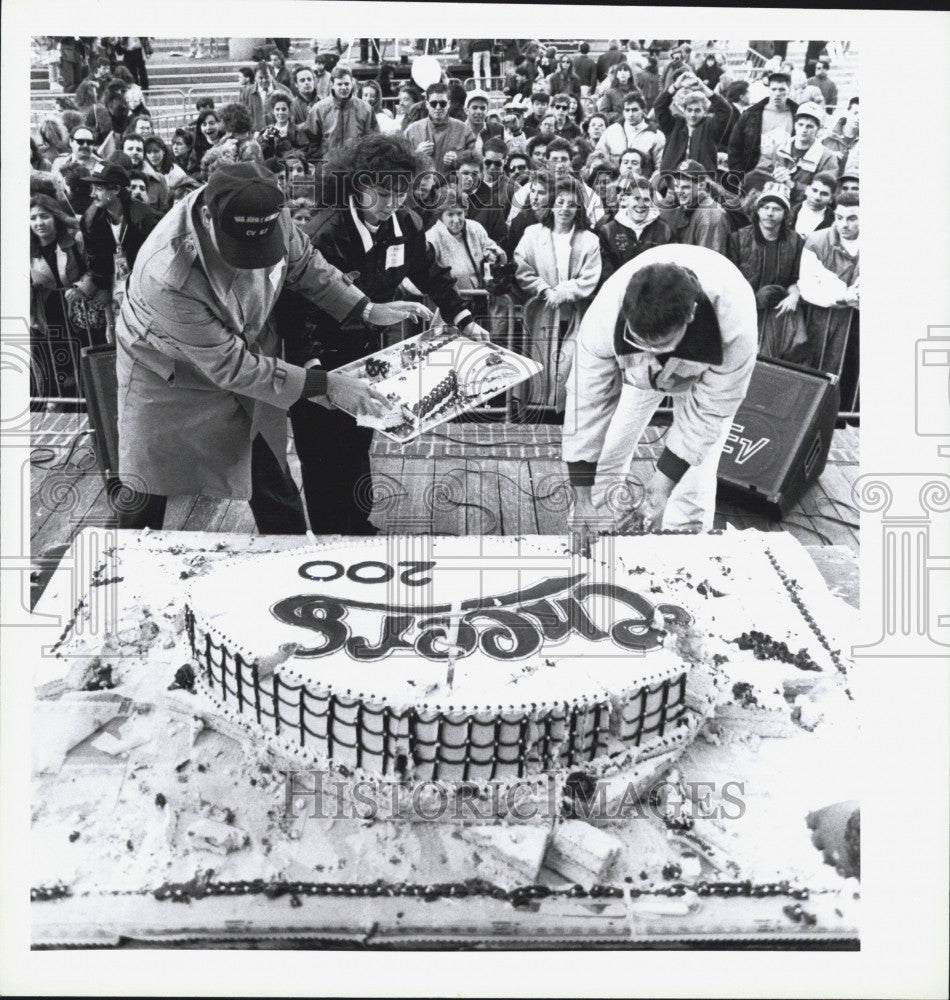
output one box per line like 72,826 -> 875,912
771,101 -> 840,205
73,160 -> 162,321
114,161 -> 432,532
665,159 -> 731,254
464,88 -> 503,154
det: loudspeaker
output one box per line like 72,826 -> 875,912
717,358 -> 840,516
79,344 -> 119,483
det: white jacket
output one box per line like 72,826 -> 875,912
563,244 -> 757,473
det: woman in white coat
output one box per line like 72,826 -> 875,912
513,177 -> 601,416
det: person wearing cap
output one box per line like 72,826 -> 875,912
464,89 -> 504,154
113,161 -> 432,532
666,159 -> 731,254
727,182 -> 808,361
770,102 -> 840,205
502,100 -> 529,154
303,66 -> 378,165
654,69 -> 733,175
74,160 -> 161,313
563,244 -> 757,549
276,135 -> 490,535
837,169 -> 858,197
404,82 -> 476,176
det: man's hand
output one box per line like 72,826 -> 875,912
544,287 -> 564,307
324,371 -> 393,418
772,165 -> 793,185
840,286 -> 860,309
416,140 -> 435,156
465,321 -> 492,343
63,285 -> 84,305
774,291 -> 800,317
618,469 -> 676,534
568,487 -> 612,557
442,150 -> 459,168
367,301 -> 434,326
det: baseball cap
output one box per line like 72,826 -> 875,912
504,96 -> 528,113
755,181 -> 791,212
839,168 -> 859,183
672,159 -> 710,179
794,101 -> 824,124
465,89 -> 490,108
203,161 -> 285,269
77,161 -> 130,188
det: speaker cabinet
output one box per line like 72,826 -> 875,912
717,358 -> 840,516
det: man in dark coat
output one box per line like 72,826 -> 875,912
654,72 -> 732,175
456,150 -> 508,245
277,134 -> 491,535
727,72 -> 798,187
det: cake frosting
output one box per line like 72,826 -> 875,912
30,528 -> 860,946
184,535 -> 727,785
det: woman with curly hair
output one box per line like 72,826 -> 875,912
275,132 -> 491,535
29,193 -> 89,396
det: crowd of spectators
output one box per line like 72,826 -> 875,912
29,37 -> 860,411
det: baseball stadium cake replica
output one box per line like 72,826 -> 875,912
334,330 -> 541,441
30,529 -> 860,946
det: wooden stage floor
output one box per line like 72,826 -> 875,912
28,412 -> 860,607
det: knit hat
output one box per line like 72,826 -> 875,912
203,161 -> 285,269
755,181 -> 791,212
794,101 -> 824,125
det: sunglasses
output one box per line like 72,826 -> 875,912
429,100 -> 448,108
74,138 -> 95,146
554,104 -> 569,111
484,159 -> 504,167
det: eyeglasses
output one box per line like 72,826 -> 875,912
484,159 -> 505,167
74,138 -> 95,146
428,100 -> 448,108
554,104 -> 569,111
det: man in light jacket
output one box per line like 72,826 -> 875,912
564,244 -> 757,551
304,66 -> 378,165
114,161 -> 431,532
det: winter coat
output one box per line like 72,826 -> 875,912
595,120 -> 666,170
80,198 -> 163,291
278,200 -> 472,368
304,95 -> 379,163
425,218 -> 505,291
727,96 -> 799,178
595,212 -> 677,284
563,244 -> 757,483
404,116 -> 477,174
30,232 -> 87,337
514,223 -> 601,409
654,89 -> 733,174
115,188 -> 368,499
597,85 -> 641,125
547,70 -> 583,98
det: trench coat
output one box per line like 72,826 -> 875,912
115,187 -> 368,500
514,223 -> 601,410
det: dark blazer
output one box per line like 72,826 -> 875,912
277,205 -> 470,367
80,198 -> 162,290
727,97 -> 799,178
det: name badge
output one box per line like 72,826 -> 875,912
385,243 -> 405,270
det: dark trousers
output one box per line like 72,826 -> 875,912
115,434 -> 307,533
123,47 -> 149,90
289,399 -> 376,535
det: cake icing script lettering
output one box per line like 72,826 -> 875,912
270,566 -> 692,663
